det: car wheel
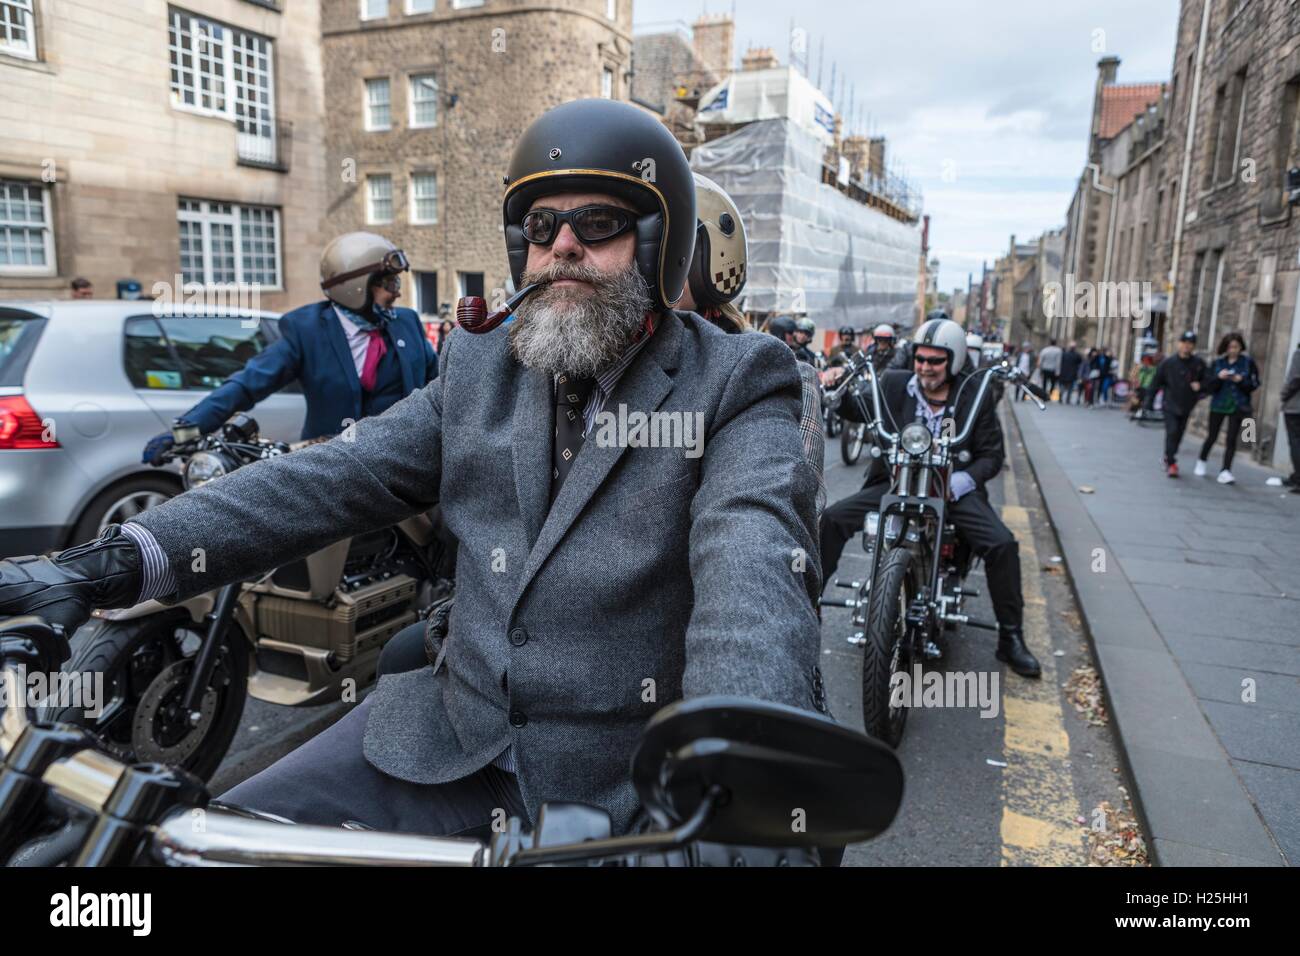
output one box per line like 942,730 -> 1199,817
71,475 -> 179,544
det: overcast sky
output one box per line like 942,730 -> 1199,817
634,0 -> 1180,293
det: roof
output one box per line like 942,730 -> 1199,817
1099,83 -> 1163,140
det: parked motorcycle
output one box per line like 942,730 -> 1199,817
820,352 -> 1044,746
42,416 -> 450,781
1,616 -> 904,867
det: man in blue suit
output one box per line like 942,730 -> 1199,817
142,232 -> 438,461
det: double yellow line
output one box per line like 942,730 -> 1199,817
996,413 -> 1086,865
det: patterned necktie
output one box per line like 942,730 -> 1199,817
551,373 -> 596,505
359,329 -> 388,392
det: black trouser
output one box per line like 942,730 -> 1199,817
1199,410 -> 1247,470
819,481 -> 1024,628
1041,371 -> 1059,399
1059,378 -> 1077,404
1286,413 -> 1300,483
1164,410 -> 1191,464
218,696 -> 527,837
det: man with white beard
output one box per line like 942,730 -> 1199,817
0,100 -> 824,846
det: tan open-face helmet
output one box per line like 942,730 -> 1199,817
687,173 -> 748,309
319,232 -> 409,311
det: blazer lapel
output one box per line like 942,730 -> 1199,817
513,314 -> 682,606
321,302 -> 362,407
511,365 -> 554,551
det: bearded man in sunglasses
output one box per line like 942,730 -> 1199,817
818,318 -> 1041,678
4,100 -> 823,843
141,232 -> 437,463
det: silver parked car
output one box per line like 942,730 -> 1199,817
0,301 -> 305,558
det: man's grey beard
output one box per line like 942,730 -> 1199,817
509,261 -> 651,378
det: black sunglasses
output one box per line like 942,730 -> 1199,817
914,353 -> 948,366
521,205 -> 636,245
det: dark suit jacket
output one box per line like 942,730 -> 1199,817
861,369 -> 1005,494
185,300 -> 438,440
130,311 -> 822,834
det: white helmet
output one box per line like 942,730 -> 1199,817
913,317 -> 968,376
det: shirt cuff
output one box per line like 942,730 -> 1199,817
950,471 -> 977,501
117,522 -> 178,604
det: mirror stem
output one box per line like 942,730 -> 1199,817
506,786 -> 722,867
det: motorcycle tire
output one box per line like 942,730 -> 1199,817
841,422 -> 864,466
43,612 -> 250,783
859,548 -> 915,748
825,409 -> 841,438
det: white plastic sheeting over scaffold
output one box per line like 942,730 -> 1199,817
690,118 -> 922,331
696,66 -> 836,147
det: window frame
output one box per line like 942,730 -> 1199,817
451,0 -> 483,9
365,76 -> 392,131
360,0 -> 390,20
409,72 -> 439,128
405,0 -> 435,13
176,198 -> 283,291
0,179 -> 57,277
409,172 -> 437,224
0,0 -> 37,60
601,66 -> 614,99
367,174 -> 394,225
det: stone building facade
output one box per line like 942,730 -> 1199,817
1161,0 -> 1300,469
0,0 -> 328,309
320,0 -> 633,318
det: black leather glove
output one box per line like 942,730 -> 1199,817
0,526 -> 145,636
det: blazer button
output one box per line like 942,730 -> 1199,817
509,627 -> 528,647
509,710 -> 528,728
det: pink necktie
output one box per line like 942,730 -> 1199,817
359,329 -> 388,392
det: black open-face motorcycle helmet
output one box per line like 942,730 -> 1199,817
502,99 -> 697,312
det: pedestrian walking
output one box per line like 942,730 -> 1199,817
1194,332 -> 1260,484
1083,347 -> 1103,406
1151,330 -> 1207,478
1038,338 -> 1063,400
1099,347 -> 1117,405
1059,341 -> 1083,404
1282,341 -> 1300,494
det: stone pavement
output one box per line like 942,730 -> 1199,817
1011,401 -> 1296,866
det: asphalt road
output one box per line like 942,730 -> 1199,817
826,402 -> 1138,865
212,400 -> 1142,865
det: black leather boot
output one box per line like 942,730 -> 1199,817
996,625 -> 1041,679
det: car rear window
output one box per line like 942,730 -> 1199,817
0,309 -> 47,387
123,314 -> 297,392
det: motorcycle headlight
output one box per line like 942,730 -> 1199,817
900,422 -> 933,456
184,451 -> 231,489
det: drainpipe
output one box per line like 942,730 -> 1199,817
1087,162 -> 1117,348
1168,0 -> 1214,328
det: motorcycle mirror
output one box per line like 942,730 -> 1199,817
630,696 -> 903,847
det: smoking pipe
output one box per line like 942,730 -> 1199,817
456,282 -> 543,333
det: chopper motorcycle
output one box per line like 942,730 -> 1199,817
41,415 -> 449,781
820,350 -> 1045,746
0,616 -> 904,867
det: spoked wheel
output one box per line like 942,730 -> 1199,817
825,408 -> 841,437
858,548 -> 917,747
841,422 -> 865,465
43,612 -> 249,782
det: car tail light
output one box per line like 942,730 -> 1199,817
0,395 -> 60,449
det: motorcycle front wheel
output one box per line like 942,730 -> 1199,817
841,422 -> 865,465
43,612 -> 250,782
858,547 -> 916,748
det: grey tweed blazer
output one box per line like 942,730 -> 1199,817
130,310 -> 822,834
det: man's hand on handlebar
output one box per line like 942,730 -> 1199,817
0,526 -> 146,638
